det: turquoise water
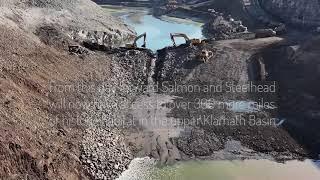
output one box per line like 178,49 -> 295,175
103,5 -> 203,51
121,14 -> 203,51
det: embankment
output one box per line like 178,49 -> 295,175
140,37 -> 309,162
255,37 -> 320,157
0,0 -> 152,179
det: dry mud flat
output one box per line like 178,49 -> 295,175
125,37 -> 311,165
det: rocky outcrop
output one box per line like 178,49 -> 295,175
152,0 -> 180,16
169,0 -> 320,28
202,14 -> 249,40
259,0 -> 320,28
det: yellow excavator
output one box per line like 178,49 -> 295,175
198,50 -> 214,63
125,32 -> 147,49
170,33 -> 205,47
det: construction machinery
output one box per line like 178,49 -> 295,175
170,33 -> 206,47
198,50 -> 214,62
125,32 -> 147,49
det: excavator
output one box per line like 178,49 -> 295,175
170,33 -> 206,47
198,50 -> 214,63
125,32 -> 147,49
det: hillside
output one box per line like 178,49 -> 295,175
0,0 -> 151,179
260,0 -> 320,28
1,0 -> 320,179
0,0 -> 135,46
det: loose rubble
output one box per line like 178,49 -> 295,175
202,11 -> 249,40
75,49 -> 154,179
81,128 -> 133,180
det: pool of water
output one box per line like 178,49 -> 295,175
118,158 -> 320,180
103,5 -> 203,51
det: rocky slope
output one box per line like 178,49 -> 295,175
1,0 -> 320,179
189,0 -> 320,28
259,0 -> 320,28
258,37 -> 320,157
152,37 -> 308,161
0,0 -> 135,46
0,0 -> 153,179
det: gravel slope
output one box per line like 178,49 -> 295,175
0,1 -> 154,179
0,0 -> 135,46
259,0 -> 320,28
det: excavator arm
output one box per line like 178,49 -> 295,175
125,32 -> 147,49
170,33 -> 190,46
133,32 -> 147,48
170,33 -> 204,46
